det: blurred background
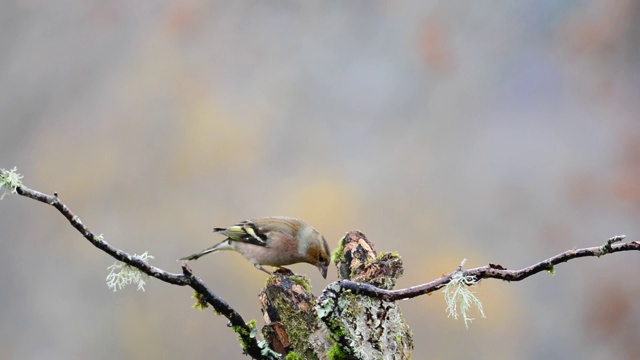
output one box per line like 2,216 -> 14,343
1,1 -> 640,359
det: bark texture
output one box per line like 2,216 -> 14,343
259,231 -> 413,359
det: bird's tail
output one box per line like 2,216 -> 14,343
178,240 -> 233,261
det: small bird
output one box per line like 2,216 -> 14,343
179,216 -> 331,278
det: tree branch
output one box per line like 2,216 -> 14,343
14,184 -> 279,360
5,167 -> 639,359
334,235 -> 639,301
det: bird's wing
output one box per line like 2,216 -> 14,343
213,220 -> 269,247
213,217 -> 301,247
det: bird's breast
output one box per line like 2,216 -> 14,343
232,233 -> 303,266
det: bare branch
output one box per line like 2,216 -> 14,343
14,185 -> 279,360
334,235 -> 640,301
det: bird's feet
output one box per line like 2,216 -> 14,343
274,266 -> 295,277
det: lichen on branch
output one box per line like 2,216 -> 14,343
0,167 -> 23,200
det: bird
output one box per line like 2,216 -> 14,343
179,216 -> 331,278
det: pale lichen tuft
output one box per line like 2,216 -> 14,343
0,167 -> 24,200
443,271 -> 486,329
105,251 -> 154,292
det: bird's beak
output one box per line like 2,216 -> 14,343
319,265 -> 328,279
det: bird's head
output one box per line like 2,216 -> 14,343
302,228 -> 331,279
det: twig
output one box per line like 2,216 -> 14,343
336,235 -> 639,301
14,185 -> 279,360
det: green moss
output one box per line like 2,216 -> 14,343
232,320 -> 258,350
285,352 -> 304,360
331,235 -> 347,264
376,251 -> 399,259
324,305 -> 347,341
322,295 -> 352,356
330,324 -> 345,339
247,319 -> 258,338
191,290 -> 209,310
327,343 -> 348,360
274,297 -> 318,359
232,325 -> 249,350
290,274 -> 311,292
232,324 -> 248,338
264,273 -> 278,288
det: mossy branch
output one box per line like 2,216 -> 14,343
4,166 -> 639,359
2,168 -> 280,360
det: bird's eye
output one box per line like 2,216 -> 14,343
319,255 -> 326,263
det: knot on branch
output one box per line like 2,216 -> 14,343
596,235 -> 626,257
335,231 -> 404,289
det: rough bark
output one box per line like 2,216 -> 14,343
259,231 -> 413,359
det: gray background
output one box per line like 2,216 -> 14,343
1,1 -> 640,359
